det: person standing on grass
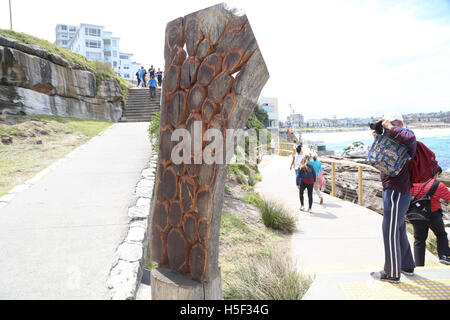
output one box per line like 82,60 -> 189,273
309,153 -> 324,205
297,155 -> 316,214
410,166 -> 450,266
370,112 -> 416,283
149,76 -> 157,99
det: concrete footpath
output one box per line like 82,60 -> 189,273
0,122 -> 151,299
255,155 -> 450,300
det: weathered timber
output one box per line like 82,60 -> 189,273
150,2 -> 269,300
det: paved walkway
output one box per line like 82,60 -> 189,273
255,155 -> 450,300
0,122 -> 151,299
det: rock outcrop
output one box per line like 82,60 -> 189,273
0,35 -> 123,122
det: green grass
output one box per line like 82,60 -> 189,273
0,115 -> 112,197
224,248 -> 314,300
0,29 -> 130,96
258,198 -> 297,234
148,111 -> 160,150
220,210 -> 311,300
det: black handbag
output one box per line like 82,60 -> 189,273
406,179 -> 440,222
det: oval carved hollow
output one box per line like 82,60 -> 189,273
167,228 -> 188,272
169,200 -> 183,228
197,53 -> 222,86
180,57 -> 201,90
165,65 -> 181,94
162,167 -> 178,202
187,85 -> 207,113
169,90 -> 188,127
183,214 -> 198,244
189,243 -> 207,282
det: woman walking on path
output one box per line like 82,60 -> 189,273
291,145 -> 303,182
309,153 -> 324,205
297,155 -> 316,214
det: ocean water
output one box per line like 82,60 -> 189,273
301,128 -> 450,172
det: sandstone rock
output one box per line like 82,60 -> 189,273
0,39 -> 123,122
1,134 -> 13,144
0,114 -> 6,121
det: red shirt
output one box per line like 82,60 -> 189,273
411,179 -> 450,212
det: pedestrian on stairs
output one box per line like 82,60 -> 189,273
157,68 -> 163,87
136,70 -> 141,87
149,76 -> 157,98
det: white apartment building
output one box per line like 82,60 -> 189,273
258,96 -> 279,129
56,23 -> 139,81
55,24 -> 78,48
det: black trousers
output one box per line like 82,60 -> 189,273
411,210 -> 450,266
149,86 -> 156,98
299,183 -> 314,209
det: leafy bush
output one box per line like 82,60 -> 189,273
148,111 -> 160,149
258,199 -> 297,234
224,248 -> 313,300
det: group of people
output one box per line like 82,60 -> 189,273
289,112 -> 449,283
368,112 -> 450,282
136,65 -> 163,92
290,140 -> 324,214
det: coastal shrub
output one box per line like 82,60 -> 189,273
258,199 -> 297,234
148,111 -> 160,149
243,193 -> 264,208
224,248 -> 313,300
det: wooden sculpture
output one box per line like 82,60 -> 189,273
150,3 -> 269,300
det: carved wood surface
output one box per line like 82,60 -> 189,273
151,3 -> 269,284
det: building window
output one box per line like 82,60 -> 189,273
120,55 -> 129,60
85,27 -> 101,37
85,40 -> 102,49
113,51 -> 117,58
69,26 -> 76,32
113,61 -> 118,67
123,65 -> 130,70
61,34 -> 68,39
60,25 -> 67,31
86,52 -> 102,61
112,40 -> 117,47
62,40 -> 68,45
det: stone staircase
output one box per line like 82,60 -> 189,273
120,88 -> 161,123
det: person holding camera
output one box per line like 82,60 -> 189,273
370,112 -> 417,283
410,166 -> 450,266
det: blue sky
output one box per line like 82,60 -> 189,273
1,0 -> 449,121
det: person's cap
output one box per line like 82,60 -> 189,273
383,112 -> 403,123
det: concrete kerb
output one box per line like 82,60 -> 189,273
106,148 -> 158,300
0,124 -> 118,210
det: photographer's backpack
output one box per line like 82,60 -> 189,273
408,141 -> 439,183
406,179 -> 440,222
366,131 -> 411,177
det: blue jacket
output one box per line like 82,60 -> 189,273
296,164 -> 316,186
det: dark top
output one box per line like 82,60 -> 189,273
380,126 -> 417,194
296,164 -> 316,186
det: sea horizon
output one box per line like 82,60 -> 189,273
301,127 -> 450,172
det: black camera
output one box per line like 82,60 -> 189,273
369,121 -> 384,135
